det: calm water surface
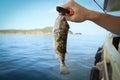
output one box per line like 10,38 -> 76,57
0,34 -> 105,80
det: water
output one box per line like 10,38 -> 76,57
0,34 -> 105,80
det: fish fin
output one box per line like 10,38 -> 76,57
65,52 -> 68,55
65,52 -> 69,58
60,64 -> 70,75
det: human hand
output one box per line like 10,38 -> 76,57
60,0 -> 90,22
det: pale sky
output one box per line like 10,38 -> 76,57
0,0 -> 119,35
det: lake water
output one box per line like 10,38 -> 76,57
0,34 -> 105,80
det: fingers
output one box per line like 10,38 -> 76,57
61,4 -> 69,9
61,0 -> 73,8
70,0 -> 74,1
65,16 -> 71,21
58,0 -> 75,21
64,15 -> 72,21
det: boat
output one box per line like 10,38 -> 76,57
90,0 -> 120,80
103,33 -> 120,80
90,33 -> 120,80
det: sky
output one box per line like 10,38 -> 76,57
0,0 -> 119,35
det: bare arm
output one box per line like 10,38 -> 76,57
61,0 -> 120,35
88,10 -> 120,35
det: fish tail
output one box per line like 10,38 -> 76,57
60,63 -> 70,75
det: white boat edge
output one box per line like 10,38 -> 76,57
103,33 -> 120,80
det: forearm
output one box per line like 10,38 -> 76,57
88,10 -> 120,35
60,0 -> 120,35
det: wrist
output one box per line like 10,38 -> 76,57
87,10 -> 101,21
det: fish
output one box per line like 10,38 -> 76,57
53,16 -> 70,74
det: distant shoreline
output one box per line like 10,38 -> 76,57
0,30 -> 52,34
0,27 -> 81,35
0,27 -> 53,35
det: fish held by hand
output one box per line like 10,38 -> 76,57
53,16 -> 70,75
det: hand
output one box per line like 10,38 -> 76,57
59,0 -> 120,35
60,0 -> 90,22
